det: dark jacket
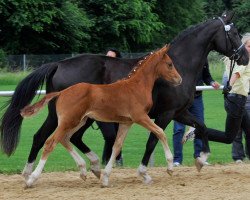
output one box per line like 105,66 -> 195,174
195,60 -> 214,97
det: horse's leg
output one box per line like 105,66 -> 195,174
101,123 -> 132,187
60,139 -> 88,180
174,110 -> 210,172
136,115 -> 173,178
70,119 -> 101,178
22,104 -> 57,179
25,126 -> 65,187
138,112 -> 173,184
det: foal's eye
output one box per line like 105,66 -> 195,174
168,63 -> 173,68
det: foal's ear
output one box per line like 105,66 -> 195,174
221,11 -> 235,23
159,45 -> 169,57
165,44 -> 170,52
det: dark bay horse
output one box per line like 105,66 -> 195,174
1,12 -> 249,183
20,46 -> 181,187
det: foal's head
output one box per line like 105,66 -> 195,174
155,45 -> 182,86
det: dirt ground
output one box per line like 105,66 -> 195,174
1,163 -> 250,200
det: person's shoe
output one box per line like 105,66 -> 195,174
182,127 -> 195,144
173,162 -> 181,167
235,159 -> 243,164
203,161 -> 211,166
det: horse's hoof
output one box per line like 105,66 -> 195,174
80,173 -> 87,181
91,169 -> 101,179
167,169 -> 173,176
138,171 -> 153,184
143,176 -> 153,184
195,158 -> 204,172
22,172 -> 30,181
100,173 -> 110,187
24,184 -> 33,189
101,184 -> 110,188
25,176 -> 36,188
90,160 -> 101,179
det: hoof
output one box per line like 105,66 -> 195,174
24,184 -> 33,189
80,173 -> 87,181
143,176 -> 153,184
137,170 -> 153,184
25,175 -> 36,188
195,158 -> 204,172
100,172 -> 110,187
22,172 -> 30,181
90,160 -> 101,179
91,169 -> 101,179
167,169 -> 173,176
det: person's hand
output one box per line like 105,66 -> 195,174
211,81 -> 220,89
222,85 -> 232,95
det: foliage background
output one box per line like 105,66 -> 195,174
0,0 -> 249,55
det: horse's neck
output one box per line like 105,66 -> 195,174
169,20 -> 221,77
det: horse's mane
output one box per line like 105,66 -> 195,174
124,50 -> 159,80
170,19 -> 214,45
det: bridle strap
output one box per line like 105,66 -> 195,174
228,58 -> 236,86
217,17 -> 240,86
217,17 -> 244,62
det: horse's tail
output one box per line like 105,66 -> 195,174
0,62 -> 58,156
21,92 -> 60,118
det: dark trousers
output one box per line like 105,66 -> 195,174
197,94 -> 248,151
232,130 -> 249,160
173,95 -> 204,163
96,121 -> 122,164
232,96 -> 250,160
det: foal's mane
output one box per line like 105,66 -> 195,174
125,49 -> 162,80
170,19 -> 214,45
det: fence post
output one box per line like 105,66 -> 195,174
23,54 -> 26,71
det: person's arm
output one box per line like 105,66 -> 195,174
229,72 -> 240,86
202,60 -> 220,89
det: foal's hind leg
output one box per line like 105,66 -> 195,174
70,119 -> 101,179
101,123 -> 132,187
136,115 -> 173,178
60,139 -> 87,180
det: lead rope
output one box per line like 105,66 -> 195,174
227,58 -> 236,87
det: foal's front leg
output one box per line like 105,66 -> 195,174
101,123 -> 132,187
136,115 -> 173,178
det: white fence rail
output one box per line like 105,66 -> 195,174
0,86 -> 224,167
0,90 -> 46,97
0,86 -> 224,97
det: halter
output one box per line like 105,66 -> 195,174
218,17 -> 245,82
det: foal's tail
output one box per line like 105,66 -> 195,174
21,92 -> 60,118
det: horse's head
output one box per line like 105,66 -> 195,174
157,45 -> 182,86
212,11 -> 249,66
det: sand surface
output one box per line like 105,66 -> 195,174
1,163 -> 250,200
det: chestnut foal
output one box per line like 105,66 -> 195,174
21,45 -> 182,187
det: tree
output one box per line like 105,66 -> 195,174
203,0 -> 225,18
233,0 -> 250,33
80,0 -> 164,52
151,0 -> 205,46
0,0 -> 93,54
